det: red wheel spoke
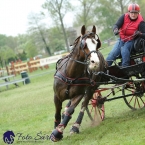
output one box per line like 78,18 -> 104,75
128,96 -> 134,104
94,107 -> 97,121
134,97 -> 137,108
140,97 -> 145,104
90,107 -> 93,113
136,97 -> 141,108
87,96 -> 105,122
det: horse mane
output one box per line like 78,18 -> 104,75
69,36 -> 81,54
97,51 -> 108,71
55,36 -> 81,70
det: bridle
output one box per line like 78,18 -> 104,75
70,32 -> 100,65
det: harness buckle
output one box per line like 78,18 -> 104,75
90,80 -> 95,86
66,78 -> 73,84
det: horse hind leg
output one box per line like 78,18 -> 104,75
49,95 -> 83,142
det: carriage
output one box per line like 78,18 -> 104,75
86,49 -> 145,122
49,25 -> 145,142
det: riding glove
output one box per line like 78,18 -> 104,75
134,31 -> 142,37
113,28 -> 119,35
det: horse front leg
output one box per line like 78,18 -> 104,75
54,95 -> 62,129
62,100 -> 71,119
70,91 -> 93,134
49,95 -> 83,142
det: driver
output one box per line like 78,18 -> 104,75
106,3 -> 145,67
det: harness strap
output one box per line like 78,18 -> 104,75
54,71 -> 95,86
69,58 -> 88,65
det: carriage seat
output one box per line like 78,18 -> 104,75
132,37 -> 145,54
108,40 -> 145,78
114,37 -> 145,66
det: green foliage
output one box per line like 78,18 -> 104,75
73,0 -> 96,27
28,13 -> 52,56
16,34 -> 29,50
47,27 -> 65,53
137,0 -> 145,19
16,51 -> 27,61
42,0 -> 72,52
0,46 -> 15,61
25,40 -> 38,59
6,36 -> 18,52
0,34 -> 7,47
99,28 -> 114,41
95,0 -> 120,29
42,0 -> 72,20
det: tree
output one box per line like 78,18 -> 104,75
47,27 -> 65,54
0,46 -> 16,65
25,40 -> 38,59
42,0 -> 72,52
137,0 -> 145,19
0,35 -> 17,66
6,36 -> 18,53
28,12 -> 51,56
114,0 -> 136,14
73,0 -> 97,27
0,34 -> 7,47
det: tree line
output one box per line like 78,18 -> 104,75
0,0 -> 144,66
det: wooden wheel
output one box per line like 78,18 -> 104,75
86,92 -> 105,122
122,77 -> 145,110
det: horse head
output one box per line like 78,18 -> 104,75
79,25 -> 101,71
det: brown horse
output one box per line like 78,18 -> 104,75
49,25 -> 107,142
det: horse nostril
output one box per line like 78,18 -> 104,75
91,60 -> 95,63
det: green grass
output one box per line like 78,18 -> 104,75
0,62 -> 145,145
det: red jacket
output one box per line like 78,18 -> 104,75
119,13 -> 144,41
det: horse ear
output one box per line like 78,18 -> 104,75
97,37 -> 101,49
92,25 -> 96,34
81,25 -> 86,35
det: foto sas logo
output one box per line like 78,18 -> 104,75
3,130 -> 15,144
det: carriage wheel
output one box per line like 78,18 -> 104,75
86,92 -> 105,122
122,77 -> 145,110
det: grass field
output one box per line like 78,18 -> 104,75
1,54 -> 145,145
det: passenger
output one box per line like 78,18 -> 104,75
106,3 -> 145,67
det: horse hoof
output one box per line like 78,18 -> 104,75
70,126 -> 79,134
49,129 -> 63,142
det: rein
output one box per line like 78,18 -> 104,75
100,33 -> 136,51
